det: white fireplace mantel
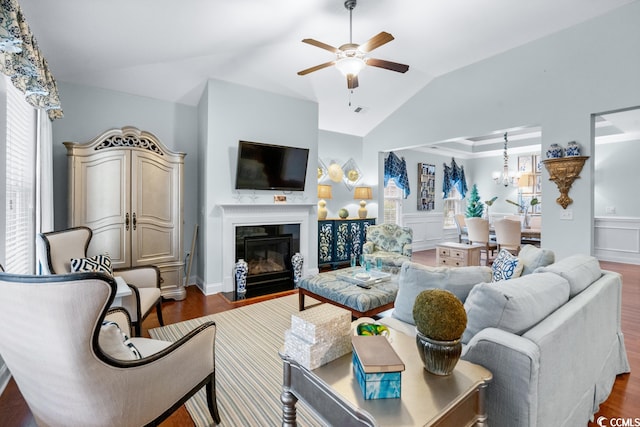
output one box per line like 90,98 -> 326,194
219,203 -> 316,292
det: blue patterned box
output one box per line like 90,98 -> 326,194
352,352 -> 402,399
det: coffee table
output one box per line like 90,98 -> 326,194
280,326 -> 492,426
297,267 -> 399,318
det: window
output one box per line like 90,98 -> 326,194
4,79 -> 37,274
383,179 -> 403,225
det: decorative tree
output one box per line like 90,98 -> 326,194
465,184 -> 484,217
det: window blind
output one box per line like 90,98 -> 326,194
5,81 -> 36,274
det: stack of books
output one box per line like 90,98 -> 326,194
352,335 -> 405,400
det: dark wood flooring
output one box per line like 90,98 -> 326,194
0,249 -> 637,426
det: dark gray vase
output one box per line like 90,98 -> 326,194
415,331 -> 462,376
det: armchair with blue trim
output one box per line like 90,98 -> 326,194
362,223 -> 413,273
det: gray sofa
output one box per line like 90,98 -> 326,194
379,246 -> 630,427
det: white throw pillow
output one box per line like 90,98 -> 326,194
491,249 -> 524,282
99,321 -> 142,360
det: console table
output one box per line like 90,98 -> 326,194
318,218 -> 375,269
436,242 -> 483,267
280,326 -> 492,426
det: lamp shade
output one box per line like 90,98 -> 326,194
353,186 -> 372,200
518,173 -> 534,189
317,184 -> 332,199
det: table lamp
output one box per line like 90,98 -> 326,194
317,184 -> 332,220
353,186 -> 372,219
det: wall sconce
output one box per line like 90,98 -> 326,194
542,156 -> 589,209
317,184 -> 333,219
353,186 -> 372,219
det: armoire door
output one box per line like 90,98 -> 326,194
130,151 -> 182,266
71,150 -> 132,269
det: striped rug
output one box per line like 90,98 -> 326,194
149,294 -> 325,427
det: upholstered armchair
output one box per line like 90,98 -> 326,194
362,223 -> 413,272
36,226 -> 163,336
0,271 -> 220,426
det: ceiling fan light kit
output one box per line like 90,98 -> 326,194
298,0 -> 409,89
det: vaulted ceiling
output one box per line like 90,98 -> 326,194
20,0 -> 636,137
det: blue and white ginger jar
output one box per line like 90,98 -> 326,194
565,141 -> 581,157
546,143 -> 564,159
291,252 -> 304,286
235,258 -> 248,295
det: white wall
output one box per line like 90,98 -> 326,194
365,2 -> 640,259
595,138 -> 640,217
198,79 -> 319,292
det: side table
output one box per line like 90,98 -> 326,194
436,242 -> 483,267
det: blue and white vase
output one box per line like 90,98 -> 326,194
291,252 -> 304,287
235,258 -> 248,295
546,143 -> 564,159
565,141 -> 581,156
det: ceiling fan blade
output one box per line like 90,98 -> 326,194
367,58 -> 410,73
347,74 -> 359,89
302,38 -> 339,53
297,61 -> 336,76
358,31 -> 394,53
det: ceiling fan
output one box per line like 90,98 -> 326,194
297,0 -> 409,89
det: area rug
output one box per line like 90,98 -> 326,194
149,294 -> 325,427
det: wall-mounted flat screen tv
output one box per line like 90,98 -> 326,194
235,140 -> 309,191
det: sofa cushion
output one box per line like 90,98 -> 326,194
535,254 -> 602,297
392,262 -> 492,325
519,245 -> 555,275
491,249 -> 523,281
462,272 -> 570,344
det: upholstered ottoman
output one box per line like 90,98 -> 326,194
298,268 -> 399,318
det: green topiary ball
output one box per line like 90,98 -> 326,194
412,289 -> 467,341
338,208 -> 349,218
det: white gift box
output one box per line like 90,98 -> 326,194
290,304 -> 351,344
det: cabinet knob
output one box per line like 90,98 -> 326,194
132,212 -> 137,230
125,213 -> 130,231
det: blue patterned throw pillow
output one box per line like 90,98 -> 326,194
492,249 -> 524,282
70,254 -> 113,276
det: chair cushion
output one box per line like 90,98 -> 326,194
491,249 -> 523,281
462,272 -> 570,344
70,254 -> 113,276
99,320 -> 142,360
518,245 -> 555,275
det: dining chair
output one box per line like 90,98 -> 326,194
37,226 -> 163,336
493,218 -> 522,255
453,214 -> 469,244
465,217 -> 497,265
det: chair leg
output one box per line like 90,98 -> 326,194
206,372 -> 221,425
133,321 -> 141,337
156,300 -> 164,326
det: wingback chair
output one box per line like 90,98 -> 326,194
36,226 -> 163,336
362,223 -> 412,272
0,271 -> 220,426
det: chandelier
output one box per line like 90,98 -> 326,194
493,132 -> 518,187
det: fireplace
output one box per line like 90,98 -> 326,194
235,224 -> 300,297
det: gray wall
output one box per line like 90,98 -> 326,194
198,79 -> 319,290
52,82 -> 200,275
365,1 -> 640,259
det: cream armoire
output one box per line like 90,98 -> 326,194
64,126 -> 186,300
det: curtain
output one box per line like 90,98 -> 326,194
442,158 -> 468,198
0,0 -> 63,119
35,109 -> 53,274
384,152 -> 410,199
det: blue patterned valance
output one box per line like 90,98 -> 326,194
443,158 -> 467,198
384,152 -> 410,199
0,0 -> 63,119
